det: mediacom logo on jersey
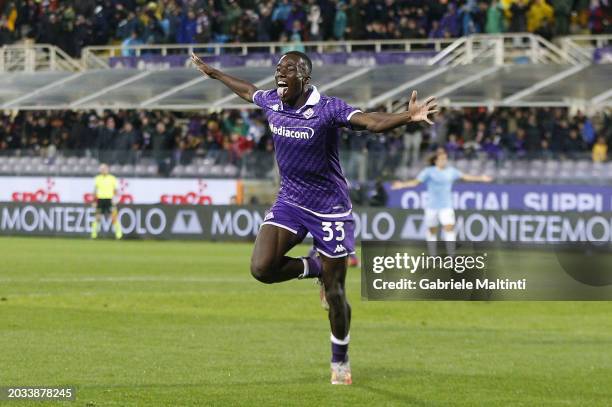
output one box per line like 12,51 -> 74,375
268,123 -> 314,140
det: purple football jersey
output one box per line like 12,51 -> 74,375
253,86 -> 361,215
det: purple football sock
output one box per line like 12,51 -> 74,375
300,255 -> 322,278
331,342 -> 349,363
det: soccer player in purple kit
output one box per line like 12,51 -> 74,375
191,51 -> 438,385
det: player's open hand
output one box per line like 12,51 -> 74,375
391,180 -> 414,190
391,181 -> 404,190
407,90 -> 438,125
191,53 -> 215,76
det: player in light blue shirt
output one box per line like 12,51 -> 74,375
393,149 -> 491,253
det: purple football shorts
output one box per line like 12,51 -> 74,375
261,200 -> 355,258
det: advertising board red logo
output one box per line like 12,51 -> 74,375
160,180 -> 213,205
12,178 -> 61,202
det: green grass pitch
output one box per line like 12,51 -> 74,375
1,236 -> 612,406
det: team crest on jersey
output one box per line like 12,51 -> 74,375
334,244 -> 346,253
303,108 -> 314,119
264,211 -> 274,221
271,104 -> 279,111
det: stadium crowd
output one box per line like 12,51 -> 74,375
0,107 -> 609,177
0,0 -> 610,56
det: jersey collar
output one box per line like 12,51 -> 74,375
296,85 -> 321,113
278,85 -> 321,113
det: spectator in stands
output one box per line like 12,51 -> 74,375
344,0 -> 362,40
257,2 -> 274,42
564,127 -> 586,159
592,136 -> 608,162
550,0 -> 572,36
527,0 -> 554,33
439,4 -> 460,37
178,9 -> 197,44
524,114 -> 541,157
509,0 -> 529,33
402,122 -> 423,167
97,116 -> 117,163
152,121 -> 173,175
445,134 -> 462,159
114,121 -> 139,164
142,5 -> 165,44
121,31 -> 143,57
485,0 -> 505,33
333,2 -> 347,40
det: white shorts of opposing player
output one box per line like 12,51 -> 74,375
424,208 -> 456,228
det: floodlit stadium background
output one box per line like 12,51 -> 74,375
1,2 -> 612,404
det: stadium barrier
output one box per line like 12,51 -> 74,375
387,183 -> 612,212
0,176 -> 239,205
3,176 -> 611,211
1,203 -> 611,243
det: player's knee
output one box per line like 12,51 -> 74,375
325,284 -> 346,308
250,257 -> 275,284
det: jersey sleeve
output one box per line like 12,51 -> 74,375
327,97 -> 362,127
451,167 -> 463,181
416,168 -> 430,183
252,89 -> 272,109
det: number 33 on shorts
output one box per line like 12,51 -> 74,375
322,221 -> 345,242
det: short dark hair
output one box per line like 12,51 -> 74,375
282,51 -> 312,76
429,149 -> 447,166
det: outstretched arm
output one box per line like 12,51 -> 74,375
462,174 -> 493,182
349,91 -> 438,133
391,179 -> 421,189
191,53 -> 258,103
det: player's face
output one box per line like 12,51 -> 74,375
99,165 -> 109,175
436,153 -> 448,168
275,54 -> 309,103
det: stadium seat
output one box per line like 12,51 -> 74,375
120,165 -> 135,176
530,159 -> 545,170
59,164 -> 73,175
29,157 -> 43,166
559,161 -> 575,171
22,164 -> 36,174
455,159 -> 469,172
394,166 -> 410,180
145,165 -> 158,176
496,168 -> 511,179
34,163 -> 48,174
224,165 -> 239,177
196,165 -> 211,176
512,167 -> 527,178
171,165 -> 184,177
0,163 -> 11,173
184,165 -> 197,176
210,165 -> 223,176
134,165 -> 147,176
544,160 -> 559,171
